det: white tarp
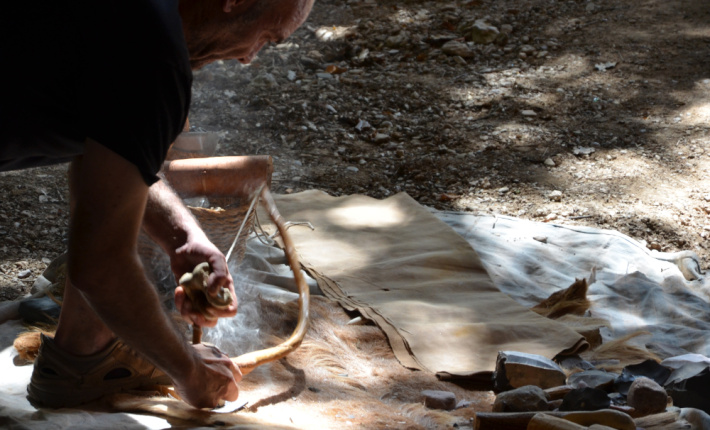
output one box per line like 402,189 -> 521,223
437,211 -> 710,359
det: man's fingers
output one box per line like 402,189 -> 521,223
175,287 -> 220,327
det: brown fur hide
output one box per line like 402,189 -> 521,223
13,296 -> 492,428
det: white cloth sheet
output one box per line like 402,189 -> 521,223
436,211 -> 710,358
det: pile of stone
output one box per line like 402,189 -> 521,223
477,351 -> 710,429
421,350 -> 710,429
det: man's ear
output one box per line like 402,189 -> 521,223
222,0 -> 246,13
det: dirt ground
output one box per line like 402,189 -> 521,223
1,0 -> 709,307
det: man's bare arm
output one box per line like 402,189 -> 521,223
141,179 -> 237,326
67,139 -> 238,408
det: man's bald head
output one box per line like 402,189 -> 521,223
180,0 -> 315,69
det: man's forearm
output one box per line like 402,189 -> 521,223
67,141 -> 199,385
75,252 -> 198,382
142,178 -> 206,256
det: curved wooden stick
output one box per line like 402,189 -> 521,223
230,187 -> 310,375
179,185 -> 309,375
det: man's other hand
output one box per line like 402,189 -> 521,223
176,343 -> 242,409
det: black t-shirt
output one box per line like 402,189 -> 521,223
0,0 -> 192,185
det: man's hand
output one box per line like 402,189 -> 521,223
175,343 -> 242,409
172,233 -> 237,327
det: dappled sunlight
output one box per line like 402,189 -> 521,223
679,99 -> 710,127
325,202 -> 408,228
314,25 -> 357,42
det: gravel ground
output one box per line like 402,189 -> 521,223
1,0 -> 709,300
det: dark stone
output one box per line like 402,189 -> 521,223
614,359 -> 671,396
493,385 -> 550,412
559,387 -> 611,411
18,296 -> 60,325
627,377 -> 668,415
421,390 -> 456,411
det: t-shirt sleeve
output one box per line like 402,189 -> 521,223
81,64 -> 191,185
77,0 -> 192,185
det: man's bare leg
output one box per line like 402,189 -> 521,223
52,157 -> 114,356
53,281 -> 115,355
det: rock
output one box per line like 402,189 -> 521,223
520,44 -> 536,54
385,32 -> 409,48
346,166 -> 359,173
18,296 -> 61,325
528,414 -> 586,430
521,110 -> 537,117
355,119 -> 372,132
545,385 -> 575,401
494,351 -> 567,392
557,356 -> 595,373
544,158 -> 556,167
573,146 -> 595,155
614,359 -> 671,396
500,24 -> 514,34
469,20 -> 499,44
421,390 -> 456,410
627,377 -> 668,416
679,408 -> 710,429
493,385 -> 550,412
30,275 -> 52,295
373,133 -> 390,144
441,40 -> 475,58
17,269 -> 32,279
250,72 -> 279,88
562,410 -> 636,430
498,187 -> 510,194
549,190 -> 563,202
567,370 -> 618,390
594,62 -> 617,71
455,399 -> 476,409
559,387 -> 611,411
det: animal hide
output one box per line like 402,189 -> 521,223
13,296 -> 493,428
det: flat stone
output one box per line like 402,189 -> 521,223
493,385 -> 550,412
680,408 -> 710,429
373,133 -> 390,144
441,40 -> 475,58
421,390 -> 456,411
528,414 -> 586,430
627,377 -> 668,416
562,410 -> 636,430
494,351 -> 567,392
568,370 -> 618,390
469,20 -> 499,44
